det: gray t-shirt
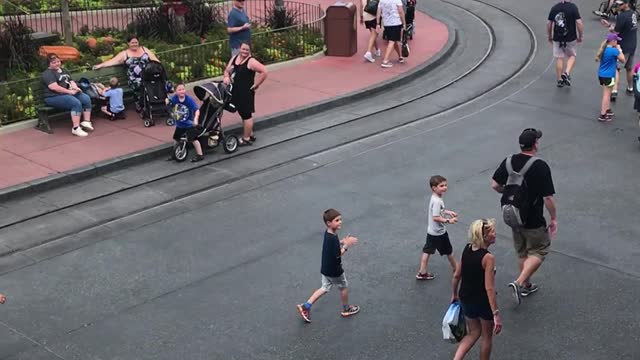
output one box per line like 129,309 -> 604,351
41,68 -> 72,98
427,194 -> 446,236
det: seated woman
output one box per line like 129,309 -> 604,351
93,35 -> 160,112
41,54 -> 94,137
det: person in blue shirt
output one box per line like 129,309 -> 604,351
98,77 -> 126,121
170,83 -> 204,162
596,33 -> 626,121
227,0 -> 251,58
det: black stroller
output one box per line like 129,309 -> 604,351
140,60 -> 174,127
171,81 -> 239,161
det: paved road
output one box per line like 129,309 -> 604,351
1,0 -> 639,359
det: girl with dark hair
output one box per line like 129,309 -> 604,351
41,54 -> 94,136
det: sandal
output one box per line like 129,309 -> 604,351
238,138 -> 253,146
249,135 -> 256,142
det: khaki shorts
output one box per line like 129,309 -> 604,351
553,41 -> 577,58
512,226 -> 551,260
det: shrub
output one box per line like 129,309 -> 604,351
130,7 -> 179,42
264,5 -> 298,30
184,0 -> 225,38
0,17 -> 39,79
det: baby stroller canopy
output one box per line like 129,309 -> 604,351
194,81 -> 232,107
142,60 -> 167,82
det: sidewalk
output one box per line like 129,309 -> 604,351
0,6 -> 448,192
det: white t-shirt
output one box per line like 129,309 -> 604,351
427,194 -> 446,236
379,0 -> 403,27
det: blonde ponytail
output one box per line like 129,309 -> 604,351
468,218 -> 496,248
595,40 -> 607,62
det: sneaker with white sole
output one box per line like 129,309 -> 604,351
340,305 -> 360,317
364,52 -> 375,63
381,62 -> 393,68
72,127 -> 88,137
80,121 -> 94,131
375,49 -> 381,57
520,283 -> 539,297
508,281 -> 522,306
399,57 -> 405,64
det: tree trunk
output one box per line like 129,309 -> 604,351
60,0 -> 73,45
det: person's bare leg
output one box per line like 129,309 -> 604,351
394,41 -> 402,58
307,288 -> 327,304
367,29 -> 377,54
243,118 -> 254,140
382,41 -> 394,64
565,55 -> 576,75
555,57 -> 564,80
192,140 -> 203,156
447,254 -> 457,273
479,319 -> 495,360
71,114 -> 81,128
82,110 -> 92,122
453,318 -> 481,360
418,253 -> 431,274
516,256 -> 543,286
340,287 -> 349,307
626,68 -> 634,90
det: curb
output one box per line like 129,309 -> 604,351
0,18 -> 457,203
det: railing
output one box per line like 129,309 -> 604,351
0,1 -> 326,125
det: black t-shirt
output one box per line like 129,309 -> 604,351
459,244 -> 491,305
492,153 -> 556,229
320,231 -> 343,277
548,2 -> 581,42
41,68 -> 72,98
615,9 -> 638,54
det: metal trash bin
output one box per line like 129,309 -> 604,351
325,2 -> 357,57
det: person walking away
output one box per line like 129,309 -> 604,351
452,219 -> 502,360
601,0 -> 638,101
223,42 -> 268,146
296,209 -> 360,323
169,83 -> 204,163
596,33 -> 625,121
547,0 -> 583,87
227,0 -> 251,58
491,128 -> 557,306
361,0 -> 382,62
376,0 -> 406,68
416,175 -> 458,280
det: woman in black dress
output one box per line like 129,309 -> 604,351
223,42 -> 268,146
452,218 -> 503,360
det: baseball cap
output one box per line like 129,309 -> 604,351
607,33 -> 622,42
519,128 -> 542,149
616,0 -> 628,4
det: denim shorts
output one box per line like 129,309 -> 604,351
461,300 -> 493,321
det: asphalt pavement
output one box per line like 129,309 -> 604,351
0,0 -> 639,359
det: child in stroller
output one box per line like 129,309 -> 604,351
170,81 -> 240,162
140,60 -> 174,127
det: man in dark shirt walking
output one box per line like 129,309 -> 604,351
548,0 -> 584,87
602,0 -> 638,100
296,209 -> 360,323
491,129 -> 558,307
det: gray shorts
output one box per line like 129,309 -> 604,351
553,41 -> 577,58
321,273 -> 348,292
512,226 -> 551,260
623,52 -> 635,71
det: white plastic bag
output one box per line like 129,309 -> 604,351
442,302 -> 460,343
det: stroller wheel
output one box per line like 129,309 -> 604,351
143,119 -> 153,127
172,141 -> 188,162
223,135 -> 239,154
166,118 -> 175,126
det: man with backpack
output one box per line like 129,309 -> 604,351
491,128 -> 557,306
547,0 -> 583,87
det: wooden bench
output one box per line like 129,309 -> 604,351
35,66 -> 135,134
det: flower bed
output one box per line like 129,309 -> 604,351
0,1 -> 325,125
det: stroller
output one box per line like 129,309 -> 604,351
140,60 -> 174,127
170,81 -> 239,161
405,0 -> 416,40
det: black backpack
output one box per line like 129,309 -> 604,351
364,0 -> 379,15
500,155 -> 538,228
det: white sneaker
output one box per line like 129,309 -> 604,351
375,49 -> 381,57
381,62 -> 393,68
80,121 -> 94,131
72,127 -> 88,137
364,52 -> 375,63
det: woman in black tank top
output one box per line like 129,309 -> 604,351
452,219 -> 502,360
222,42 -> 269,146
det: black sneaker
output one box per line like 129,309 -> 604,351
606,109 -> 615,118
521,283 -> 539,297
561,72 -> 571,86
611,91 -> 618,102
341,305 -> 360,317
416,272 -> 435,280
508,281 -> 522,306
190,154 -> 204,163
598,114 -> 609,122
557,79 -> 564,88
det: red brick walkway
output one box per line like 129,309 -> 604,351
0,6 -> 448,191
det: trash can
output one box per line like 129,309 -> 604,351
325,2 -> 357,57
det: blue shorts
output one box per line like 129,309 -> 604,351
461,300 -> 493,321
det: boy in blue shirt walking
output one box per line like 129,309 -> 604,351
596,33 -> 626,121
170,83 -> 204,162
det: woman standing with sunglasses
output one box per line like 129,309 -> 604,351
452,219 -> 502,360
